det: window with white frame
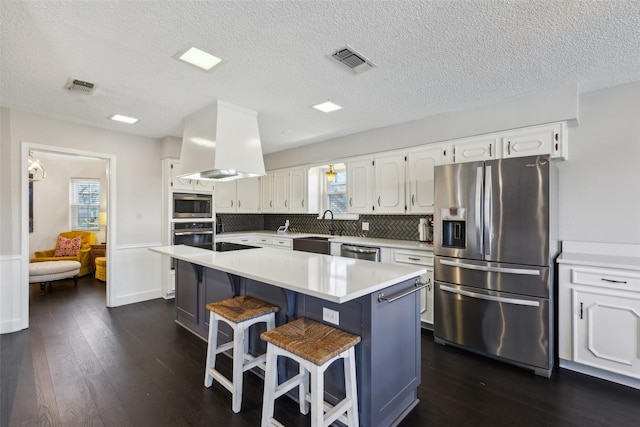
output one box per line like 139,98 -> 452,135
70,179 -> 100,230
323,165 -> 347,214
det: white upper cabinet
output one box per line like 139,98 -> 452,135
451,134 -> 500,164
260,172 -> 275,213
374,153 -> 406,214
273,170 -> 290,212
448,122 -> 569,164
215,178 -> 260,213
236,178 -> 260,212
214,180 -> 237,213
406,144 -> 448,214
168,159 -> 214,192
347,159 -> 374,213
501,122 -> 568,160
266,167 -> 309,213
347,154 -> 405,214
288,167 -> 307,213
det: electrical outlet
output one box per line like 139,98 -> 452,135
323,307 -> 339,325
362,222 -> 369,231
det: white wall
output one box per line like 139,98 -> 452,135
557,82 -> 640,244
264,83 -> 578,169
0,108 -> 164,333
29,152 -> 108,258
264,82 -> 640,246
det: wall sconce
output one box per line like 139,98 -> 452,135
28,151 -> 46,181
325,164 -> 336,183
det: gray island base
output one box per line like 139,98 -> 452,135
150,245 -> 426,427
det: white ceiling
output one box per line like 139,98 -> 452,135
2,1 -> 639,154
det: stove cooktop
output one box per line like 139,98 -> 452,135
214,242 -> 260,252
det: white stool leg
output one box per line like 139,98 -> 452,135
310,363 -> 324,427
299,364 -> 309,415
261,343 -> 277,427
231,322 -> 244,413
344,347 -> 359,426
204,311 -> 218,387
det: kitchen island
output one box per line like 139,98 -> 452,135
150,244 -> 427,427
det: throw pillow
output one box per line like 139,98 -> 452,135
54,235 -> 82,257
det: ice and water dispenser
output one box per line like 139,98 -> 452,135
441,208 -> 466,248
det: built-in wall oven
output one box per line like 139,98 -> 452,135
172,192 -> 212,219
172,222 -> 214,250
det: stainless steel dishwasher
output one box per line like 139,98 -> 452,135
340,244 -> 381,262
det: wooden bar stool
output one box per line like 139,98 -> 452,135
204,295 -> 280,413
260,318 -> 361,427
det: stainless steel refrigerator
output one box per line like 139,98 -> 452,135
433,154 -> 558,377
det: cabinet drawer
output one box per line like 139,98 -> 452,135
393,250 -> 434,266
272,238 -> 292,249
256,236 -> 273,245
570,267 -> 640,292
233,237 -> 255,245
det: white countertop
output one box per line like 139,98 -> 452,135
217,230 -> 434,251
557,252 -> 640,271
557,241 -> 640,271
150,244 -> 427,303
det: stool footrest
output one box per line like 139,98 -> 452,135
215,341 -> 234,354
273,371 -> 306,400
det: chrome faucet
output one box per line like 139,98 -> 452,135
322,209 -> 335,235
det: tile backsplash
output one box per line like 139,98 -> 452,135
217,213 -> 433,242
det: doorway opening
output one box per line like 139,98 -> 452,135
21,143 -> 115,328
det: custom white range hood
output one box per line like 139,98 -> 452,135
177,100 -> 265,181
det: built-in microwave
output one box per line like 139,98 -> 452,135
172,192 -> 212,218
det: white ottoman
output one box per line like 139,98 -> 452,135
29,260 -> 81,294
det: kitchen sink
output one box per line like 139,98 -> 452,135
292,236 -> 330,254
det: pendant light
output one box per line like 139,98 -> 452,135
325,164 -> 336,183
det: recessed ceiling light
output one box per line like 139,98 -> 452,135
313,101 -> 343,113
109,114 -> 139,124
176,46 -> 222,71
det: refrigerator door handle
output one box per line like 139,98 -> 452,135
484,165 -> 492,256
475,166 -> 483,254
439,284 -> 540,307
439,259 -> 541,276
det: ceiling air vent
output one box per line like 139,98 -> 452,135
330,45 -> 376,74
64,78 -> 96,94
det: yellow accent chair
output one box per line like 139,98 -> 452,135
31,231 -> 96,277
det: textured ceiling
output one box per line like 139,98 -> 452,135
1,1 -> 639,154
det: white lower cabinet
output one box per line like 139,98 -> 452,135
571,287 -> 640,379
558,242 -> 640,388
390,248 -> 434,328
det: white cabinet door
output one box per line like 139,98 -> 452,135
236,177 -> 260,213
289,167 -> 307,213
260,172 -> 274,213
169,159 -> 215,192
214,181 -> 236,213
502,122 -> 567,160
392,249 -> 434,328
169,160 -> 195,192
572,288 -> 640,380
452,134 -> 499,163
273,170 -> 290,212
406,145 -> 447,214
194,179 -> 215,192
423,267 -> 434,325
347,159 -> 374,213
374,153 -> 405,214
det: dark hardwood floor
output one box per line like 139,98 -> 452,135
2,276 -> 639,427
